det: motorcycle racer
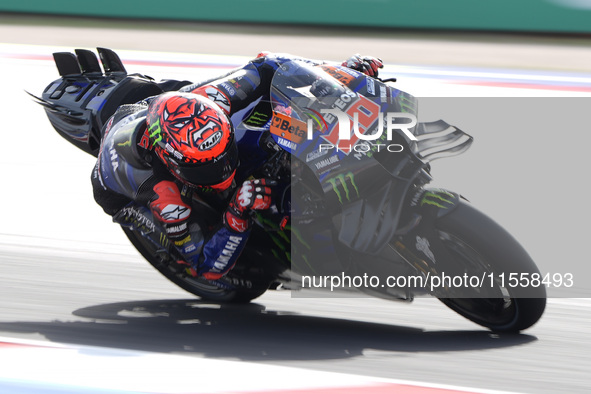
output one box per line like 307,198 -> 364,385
91,52 -> 383,280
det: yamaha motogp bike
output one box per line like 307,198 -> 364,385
33,48 -> 546,332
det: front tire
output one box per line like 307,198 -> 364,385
434,201 -> 546,332
123,228 -> 269,303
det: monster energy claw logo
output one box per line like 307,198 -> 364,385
159,232 -> 170,248
399,93 -> 417,114
149,119 -> 162,146
244,111 -> 270,126
420,190 -> 455,209
326,172 -> 359,204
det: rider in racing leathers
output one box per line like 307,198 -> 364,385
91,52 -> 383,280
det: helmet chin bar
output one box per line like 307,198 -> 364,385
173,168 -> 237,193
202,169 -> 237,192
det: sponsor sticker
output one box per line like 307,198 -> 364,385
270,112 -> 307,143
306,148 -> 329,162
160,204 -> 191,221
203,86 -> 231,113
319,65 -> 356,85
198,131 -> 223,151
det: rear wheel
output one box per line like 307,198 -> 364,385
434,201 -> 546,332
123,228 -> 269,303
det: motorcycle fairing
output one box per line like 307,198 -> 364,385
267,61 -> 474,256
413,120 -> 473,163
392,188 -> 508,298
31,48 -> 190,157
97,112 -> 154,199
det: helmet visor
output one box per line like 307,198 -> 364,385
173,137 -> 239,187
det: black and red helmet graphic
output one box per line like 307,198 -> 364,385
147,92 -> 232,161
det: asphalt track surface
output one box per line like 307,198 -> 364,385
1,16 -> 591,393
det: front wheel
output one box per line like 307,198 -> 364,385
433,201 -> 546,332
123,228 -> 269,303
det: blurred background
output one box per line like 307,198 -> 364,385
1,1 -> 591,71
1,3 -> 591,393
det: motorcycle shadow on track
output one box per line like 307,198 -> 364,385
0,298 -> 537,360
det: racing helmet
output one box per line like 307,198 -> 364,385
146,92 -> 238,191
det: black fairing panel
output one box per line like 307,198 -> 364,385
40,74 -> 163,157
35,48 -> 192,157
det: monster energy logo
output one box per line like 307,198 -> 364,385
399,93 -> 417,114
198,185 -> 215,193
244,111 -> 270,127
159,232 -> 170,248
149,119 -> 162,146
253,213 -> 314,273
326,172 -> 359,204
420,190 -> 455,209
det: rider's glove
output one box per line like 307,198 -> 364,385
224,179 -> 275,233
342,54 -> 383,78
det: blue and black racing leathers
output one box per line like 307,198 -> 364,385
91,52 -> 382,279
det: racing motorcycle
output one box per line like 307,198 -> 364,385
32,48 -> 546,332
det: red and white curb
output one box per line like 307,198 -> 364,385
0,336 -> 518,394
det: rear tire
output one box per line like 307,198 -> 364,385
434,201 -> 546,332
123,228 -> 268,303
